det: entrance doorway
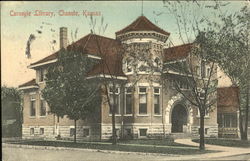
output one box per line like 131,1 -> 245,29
171,104 -> 188,133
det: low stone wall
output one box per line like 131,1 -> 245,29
101,124 -> 171,140
191,126 -> 218,138
22,125 -> 100,141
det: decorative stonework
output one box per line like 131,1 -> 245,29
165,93 -> 194,134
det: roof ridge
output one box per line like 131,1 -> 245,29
165,43 -> 193,50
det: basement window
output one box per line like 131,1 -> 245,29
70,128 -> 75,137
139,129 -> 147,137
40,128 -> 44,135
83,129 -> 90,137
30,128 -> 34,135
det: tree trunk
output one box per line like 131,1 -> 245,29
199,111 -> 205,150
112,86 -> 117,145
112,104 -> 117,145
238,89 -> 245,140
243,86 -> 249,140
74,119 -> 77,143
56,116 -> 61,138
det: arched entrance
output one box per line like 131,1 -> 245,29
171,104 -> 188,133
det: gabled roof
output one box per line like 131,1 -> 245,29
18,79 -> 38,89
87,52 -> 125,78
164,43 -> 193,62
116,16 -> 170,36
30,34 -> 121,68
217,86 -> 239,107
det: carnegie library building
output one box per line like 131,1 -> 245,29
19,16 -> 239,140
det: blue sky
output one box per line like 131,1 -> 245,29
1,1 -> 247,87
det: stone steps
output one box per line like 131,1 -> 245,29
169,133 -> 192,139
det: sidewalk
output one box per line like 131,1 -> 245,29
174,139 -> 250,160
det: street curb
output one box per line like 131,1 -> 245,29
2,143 -> 178,157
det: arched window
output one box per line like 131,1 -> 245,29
124,58 -> 133,73
154,57 -> 162,70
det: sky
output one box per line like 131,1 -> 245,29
1,1 -> 247,87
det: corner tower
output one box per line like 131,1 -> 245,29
116,16 -> 171,138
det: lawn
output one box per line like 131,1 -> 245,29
9,139 -> 217,155
192,138 -> 250,148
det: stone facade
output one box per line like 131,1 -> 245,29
19,16 -> 230,141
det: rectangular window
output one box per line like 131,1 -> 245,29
205,128 -> 209,135
40,98 -> 46,116
70,128 -> 75,137
139,87 -> 147,114
83,128 -> 90,137
30,128 -> 34,135
154,88 -> 160,115
196,66 -> 200,76
125,88 -> 132,114
109,86 -> 120,114
40,128 -> 44,135
206,68 -> 211,78
139,129 -> 147,137
30,95 -> 36,117
224,113 -> 237,128
125,129 -> 132,137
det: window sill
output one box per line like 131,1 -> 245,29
124,114 -> 133,116
154,114 -> 162,117
38,81 -> 45,84
39,115 -> 46,118
109,114 -> 121,117
137,114 -> 149,117
29,116 -> 36,119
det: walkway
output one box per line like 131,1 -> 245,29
174,139 -> 250,160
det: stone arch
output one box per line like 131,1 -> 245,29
165,93 -> 193,125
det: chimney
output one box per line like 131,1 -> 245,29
60,27 -> 68,49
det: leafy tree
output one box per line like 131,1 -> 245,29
161,0 -> 231,150
1,86 -> 22,137
209,5 -> 250,140
42,48 -> 101,143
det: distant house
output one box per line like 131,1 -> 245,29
19,16 -> 239,140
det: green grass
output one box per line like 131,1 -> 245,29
192,138 -> 250,148
118,139 -> 194,147
10,139 -> 217,155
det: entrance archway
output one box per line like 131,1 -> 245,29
171,104 -> 188,133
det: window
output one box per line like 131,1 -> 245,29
154,57 -> 162,70
125,88 -> 132,115
219,113 -> 237,128
205,128 -> 209,135
139,87 -> 147,114
139,129 -> 147,137
40,97 -> 46,116
30,128 -> 34,135
40,128 -> 44,135
125,129 -> 132,138
109,86 -> 120,114
39,69 -> 45,82
195,66 -> 200,76
154,88 -> 160,115
125,58 -> 133,73
70,128 -> 75,137
83,128 -> 90,137
206,67 -> 211,78
30,94 -> 36,117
